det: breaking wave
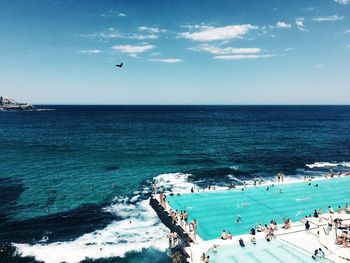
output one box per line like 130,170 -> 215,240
306,162 -> 350,169
13,172 -> 195,263
14,198 -> 169,263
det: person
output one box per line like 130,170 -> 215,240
204,255 -> 210,263
318,248 -> 325,258
191,219 -> 198,240
265,233 -> 271,242
183,211 -> 188,226
346,204 -> 350,214
250,228 -> 256,236
328,206 -> 334,214
239,237 -> 245,247
283,218 -> 291,229
263,224 -> 269,232
227,231 -> 232,240
266,186 -> 269,191
313,210 -> 319,218
312,249 -> 319,260
305,220 -> 310,230
221,230 -> 227,240
191,187 -> 194,193
251,236 -> 256,244
338,206 -> 344,213
210,244 -> 218,253
200,253 -> 206,262
236,215 -> 241,224
328,216 -> 333,231
257,224 -> 263,232
167,231 -> 173,248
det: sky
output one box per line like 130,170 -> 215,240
0,0 -> 349,104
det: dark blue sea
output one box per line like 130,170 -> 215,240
1,105 -> 350,262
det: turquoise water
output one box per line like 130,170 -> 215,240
207,239 -> 331,263
167,176 -> 350,240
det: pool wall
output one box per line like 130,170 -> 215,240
149,196 -> 192,260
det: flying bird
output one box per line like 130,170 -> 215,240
116,63 -> 123,68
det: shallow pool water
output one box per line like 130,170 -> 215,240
167,176 -> 350,240
206,239 -> 332,263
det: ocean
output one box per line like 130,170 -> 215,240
1,105 -> 350,262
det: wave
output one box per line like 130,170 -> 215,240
13,173 -> 194,263
306,162 -> 350,169
36,109 -> 56,111
14,198 -> 169,263
153,172 -> 195,192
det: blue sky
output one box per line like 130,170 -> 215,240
0,0 -> 349,104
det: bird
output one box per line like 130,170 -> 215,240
116,63 -> 123,68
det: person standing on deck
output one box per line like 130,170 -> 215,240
183,211 -> 189,230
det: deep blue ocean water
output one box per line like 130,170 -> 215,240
1,105 -> 350,262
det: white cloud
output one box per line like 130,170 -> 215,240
345,29 -> 350,34
213,54 -> 273,60
296,17 -> 307,31
148,58 -> 182,63
79,49 -> 101,54
190,44 -> 261,55
129,34 -> 158,40
313,15 -> 344,22
138,26 -> 166,33
285,47 -> 294,51
180,24 -> 209,30
117,12 -> 127,17
348,44 -> 350,48
334,0 -> 350,4
179,24 -> 257,41
101,10 -> 127,18
112,44 -> 155,54
80,26 -> 164,41
79,28 -> 122,40
275,21 -> 292,29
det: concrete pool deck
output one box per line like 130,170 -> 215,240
181,212 -> 350,263
151,175 -> 350,262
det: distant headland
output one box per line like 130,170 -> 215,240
0,96 -> 34,111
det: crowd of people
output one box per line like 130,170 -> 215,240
158,192 -> 199,242
156,173 -> 350,262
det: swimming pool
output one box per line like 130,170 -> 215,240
167,176 -> 350,240
206,238 -> 332,263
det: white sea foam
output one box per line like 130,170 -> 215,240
14,199 -> 169,263
13,172 -> 198,263
306,162 -> 350,169
153,172 -> 195,192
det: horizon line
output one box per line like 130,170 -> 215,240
33,104 -> 350,106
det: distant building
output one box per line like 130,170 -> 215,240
0,96 -> 34,110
